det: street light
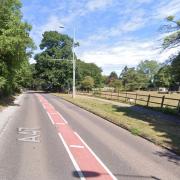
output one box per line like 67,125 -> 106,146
72,28 -> 76,98
59,26 -> 76,98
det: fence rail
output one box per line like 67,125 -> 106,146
77,90 -> 180,114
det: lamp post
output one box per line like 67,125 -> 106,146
72,28 -> 76,98
59,26 -> 76,98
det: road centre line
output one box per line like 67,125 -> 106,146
58,133 -> 86,180
74,132 -> 117,180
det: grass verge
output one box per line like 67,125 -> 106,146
54,93 -> 180,155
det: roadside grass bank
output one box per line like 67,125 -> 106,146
53,93 -> 180,155
0,96 -> 16,111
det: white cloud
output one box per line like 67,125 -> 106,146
153,0 -> 180,19
86,0 -> 113,11
79,39 -> 180,75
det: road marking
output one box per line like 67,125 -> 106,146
47,112 -> 55,124
18,135 -> 40,143
58,133 -> 85,180
17,127 -> 41,143
70,145 -> 84,148
74,132 -> 117,180
55,123 -> 66,125
17,128 -> 40,135
57,112 -> 68,124
37,94 -> 116,179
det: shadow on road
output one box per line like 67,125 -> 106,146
73,170 -> 100,178
0,96 -> 19,108
72,170 -> 161,179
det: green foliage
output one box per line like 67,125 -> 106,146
120,66 -> 148,91
163,16 -> 180,48
154,65 -> 172,87
76,59 -> 103,88
39,31 -> 75,60
109,79 -> 122,92
107,71 -> 118,85
0,0 -> 34,96
81,76 -> 94,90
137,60 -> 160,84
171,53 -> 180,83
34,31 -> 76,91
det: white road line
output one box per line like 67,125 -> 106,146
70,145 -> 84,149
49,112 -> 58,115
74,132 -> 117,180
47,112 -> 55,125
55,123 -> 66,125
58,133 -> 86,180
57,112 -> 68,124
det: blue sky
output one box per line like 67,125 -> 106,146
21,0 -> 180,75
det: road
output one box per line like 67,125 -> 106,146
0,92 -> 179,180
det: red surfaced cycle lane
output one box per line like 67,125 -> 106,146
36,94 -> 117,180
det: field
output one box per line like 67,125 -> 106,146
82,90 -> 180,113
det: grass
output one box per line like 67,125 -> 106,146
54,93 -> 180,155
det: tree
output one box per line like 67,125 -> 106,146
154,65 -> 172,87
137,60 -> 160,85
34,31 -> 77,91
39,31 -> 78,60
162,16 -> 180,49
81,76 -> 94,91
120,66 -> 148,91
109,79 -> 122,92
0,0 -> 34,96
76,60 -> 103,88
171,53 -> 180,83
107,71 -> 118,85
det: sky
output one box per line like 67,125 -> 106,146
21,0 -> 180,75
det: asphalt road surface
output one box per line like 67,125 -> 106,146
0,92 -> 179,180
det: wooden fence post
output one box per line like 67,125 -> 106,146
135,93 -> 138,104
147,94 -> 151,107
177,100 -> 180,113
161,96 -> 165,108
125,92 -> 128,102
111,89 -> 113,100
118,89 -> 120,101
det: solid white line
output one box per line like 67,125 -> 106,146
47,112 -> 55,125
57,112 -> 68,124
74,132 -> 117,180
58,133 -> 86,180
70,145 -> 84,149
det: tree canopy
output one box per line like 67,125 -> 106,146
34,31 -> 103,91
162,16 -> 180,49
0,0 -> 34,96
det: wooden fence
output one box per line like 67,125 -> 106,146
77,90 -> 180,114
